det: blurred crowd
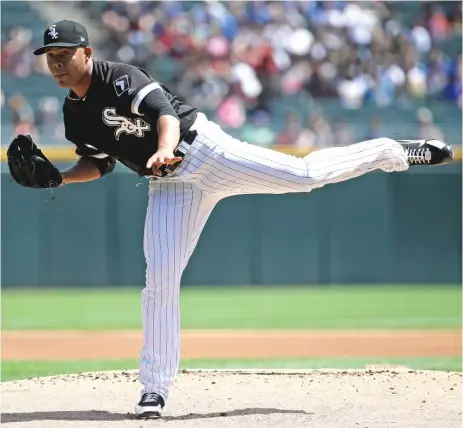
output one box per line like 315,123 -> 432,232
1,24 -> 64,143
0,89 -> 65,145
93,1 -> 462,109
231,105 -> 446,148
1,1 -> 461,148
1,27 -> 48,78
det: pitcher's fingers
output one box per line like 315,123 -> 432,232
166,156 -> 182,164
154,157 -> 166,167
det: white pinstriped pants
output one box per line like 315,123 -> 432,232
140,113 -> 409,399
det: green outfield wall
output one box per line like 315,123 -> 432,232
2,163 -> 461,286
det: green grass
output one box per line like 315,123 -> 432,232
2,286 -> 461,330
2,357 -> 461,382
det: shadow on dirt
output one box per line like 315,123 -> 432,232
162,408 -> 312,421
1,408 -> 312,423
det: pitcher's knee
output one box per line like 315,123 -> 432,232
145,261 -> 180,290
144,276 -> 178,293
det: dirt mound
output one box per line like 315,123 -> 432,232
1,369 -> 461,428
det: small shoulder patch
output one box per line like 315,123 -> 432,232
113,75 -> 130,97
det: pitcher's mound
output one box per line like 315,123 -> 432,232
1,368 -> 461,428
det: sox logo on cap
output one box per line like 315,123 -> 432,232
48,25 -> 58,40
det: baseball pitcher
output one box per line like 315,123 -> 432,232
7,20 -> 454,417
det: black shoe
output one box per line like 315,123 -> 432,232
135,392 -> 165,417
398,139 -> 454,166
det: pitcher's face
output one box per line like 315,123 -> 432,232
46,46 -> 91,88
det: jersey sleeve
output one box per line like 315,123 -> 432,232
111,64 -> 179,120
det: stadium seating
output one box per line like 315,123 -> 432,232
1,1 -> 461,147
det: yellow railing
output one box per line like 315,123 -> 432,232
1,144 -> 462,163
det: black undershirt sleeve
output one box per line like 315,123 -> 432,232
75,144 -> 116,176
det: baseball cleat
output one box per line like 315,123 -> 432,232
135,392 -> 165,418
398,139 -> 454,166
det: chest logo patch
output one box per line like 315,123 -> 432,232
102,107 -> 150,140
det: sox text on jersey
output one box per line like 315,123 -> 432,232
102,107 -> 151,140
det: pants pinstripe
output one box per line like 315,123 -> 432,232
140,113 -> 409,399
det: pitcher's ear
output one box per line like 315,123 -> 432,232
84,46 -> 93,61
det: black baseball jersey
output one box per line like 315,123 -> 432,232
63,60 -> 197,176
